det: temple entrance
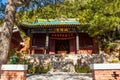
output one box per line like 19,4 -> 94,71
55,40 -> 70,54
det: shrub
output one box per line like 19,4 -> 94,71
75,65 -> 91,73
111,59 -> 120,63
27,66 -> 36,74
8,49 -> 50,74
27,63 -> 50,74
8,52 -> 28,64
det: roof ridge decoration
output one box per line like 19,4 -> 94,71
37,18 -> 79,22
32,18 -> 80,25
19,18 -> 82,27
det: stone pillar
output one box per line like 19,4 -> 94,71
76,34 -> 79,53
90,63 -> 120,80
1,65 -> 28,80
45,34 -> 49,54
31,48 -> 35,54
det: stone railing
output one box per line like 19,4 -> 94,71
0,64 -> 28,80
90,63 -> 120,80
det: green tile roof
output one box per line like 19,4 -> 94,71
21,18 -> 80,25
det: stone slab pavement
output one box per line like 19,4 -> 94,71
26,72 -> 92,80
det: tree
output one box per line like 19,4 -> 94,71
0,0 -> 64,73
0,0 -> 5,26
25,0 -> 120,52
15,0 -> 120,52
0,0 -> 119,71
0,0 -> 30,71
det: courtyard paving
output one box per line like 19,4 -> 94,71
26,72 -> 92,80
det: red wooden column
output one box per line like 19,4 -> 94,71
70,39 -> 75,54
49,39 -> 55,54
29,33 -> 34,54
92,37 -> 98,53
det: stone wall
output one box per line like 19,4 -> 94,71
23,53 -> 110,73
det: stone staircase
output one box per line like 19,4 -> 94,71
49,54 -> 75,73
24,53 -> 109,73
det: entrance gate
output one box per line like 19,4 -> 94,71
55,40 -> 70,54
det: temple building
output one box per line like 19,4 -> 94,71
0,27 -> 24,54
18,18 -> 98,54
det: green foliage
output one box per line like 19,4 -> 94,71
77,0 -> 120,37
75,65 -> 91,73
15,0 -> 120,52
27,63 -> 50,74
9,49 -> 50,74
16,0 -> 120,35
101,41 -> 119,53
16,53 -> 28,64
0,18 -> 3,26
27,66 -> 36,74
102,42 -> 117,49
9,56 -> 17,64
8,49 -> 28,64
8,54 -> 28,64
111,58 -> 120,63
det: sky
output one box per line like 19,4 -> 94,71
0,0 -> 6,18
2,0 -> 6,4
0,0 -> 64,18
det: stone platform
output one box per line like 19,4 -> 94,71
26,72 -> 92,80
24,53 -> 109,73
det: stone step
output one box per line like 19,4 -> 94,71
26,73 -> 92,80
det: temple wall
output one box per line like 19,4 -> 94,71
29,33 -> 98,54
23,53 -> 109,72
32,33 -> 46,47
31,33 -> 46,54
78,33 -> 95,54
